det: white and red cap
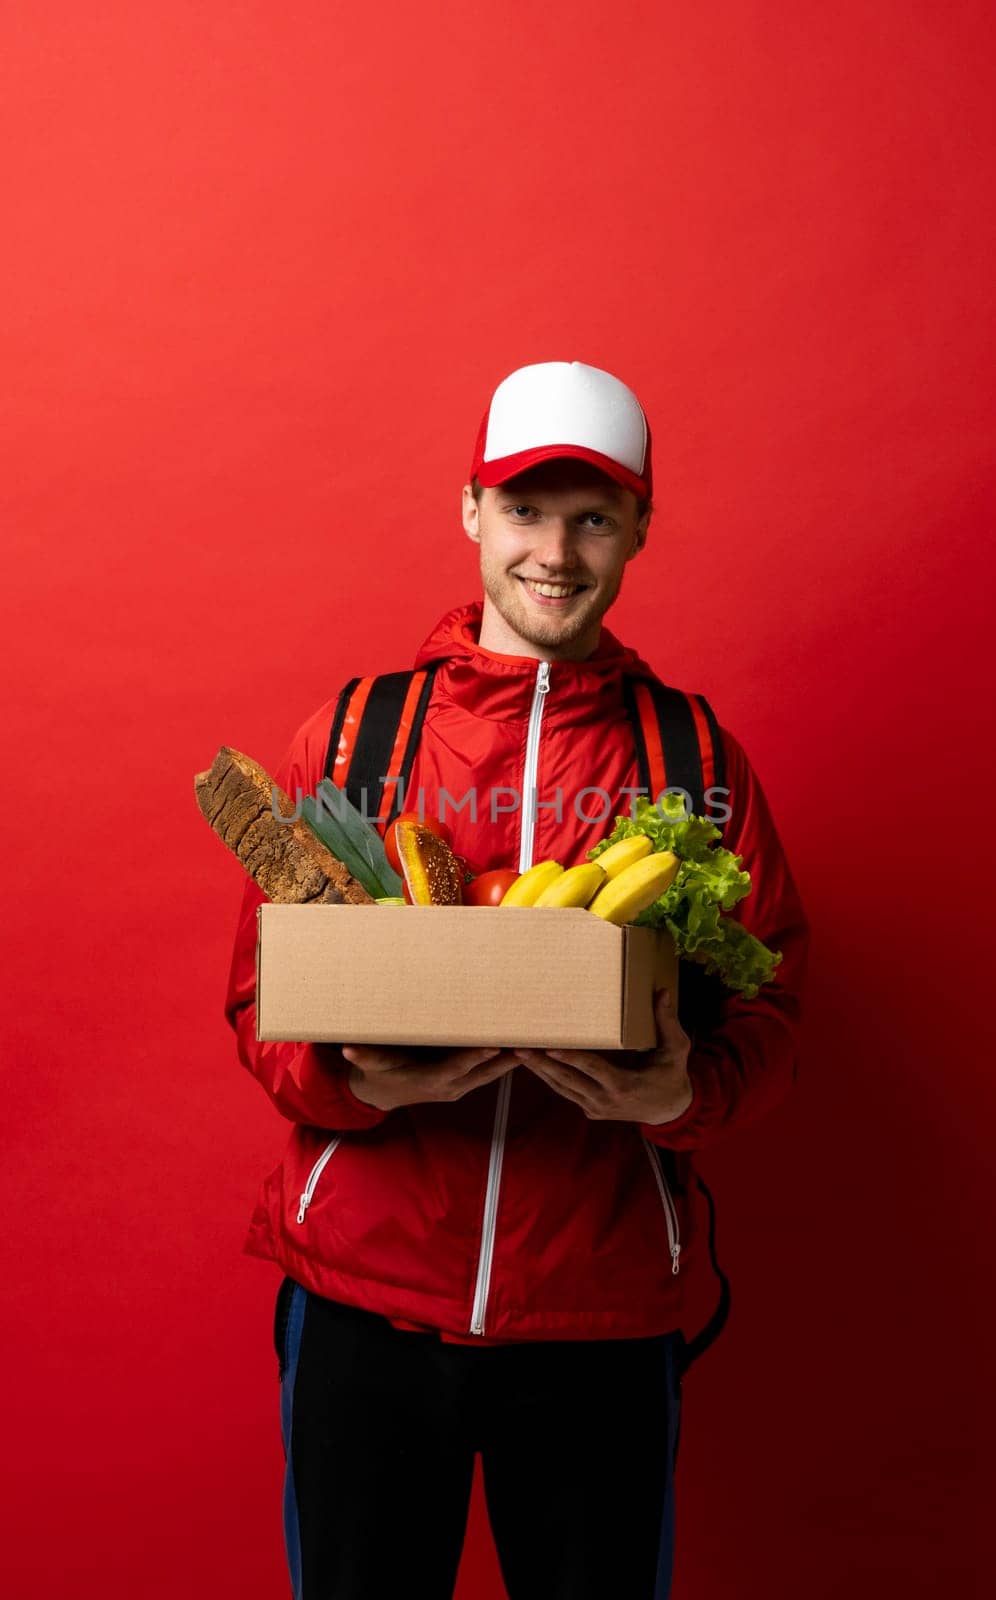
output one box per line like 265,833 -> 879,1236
469,360 -> 652,501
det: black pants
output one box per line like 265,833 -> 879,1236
274,1278 -> 684,1600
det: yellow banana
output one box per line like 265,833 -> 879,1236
587,851 -> 680,924
591,835 -> 653,878
533,862 -> 607,908
500,860 -> 564,906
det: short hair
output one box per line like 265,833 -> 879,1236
471,475 -> 652,523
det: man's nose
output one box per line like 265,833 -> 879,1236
534,519 -> 578,567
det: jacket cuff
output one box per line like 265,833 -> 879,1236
639,1067 -> 725,1151
304,1044 -> 391,1130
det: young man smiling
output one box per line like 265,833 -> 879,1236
464,454 -> 650,662
226,360 -> 810,1599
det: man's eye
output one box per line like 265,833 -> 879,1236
510,506 -> 533,518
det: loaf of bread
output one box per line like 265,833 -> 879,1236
194,746 -> 374,905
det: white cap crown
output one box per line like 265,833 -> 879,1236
483,361 -> 647,476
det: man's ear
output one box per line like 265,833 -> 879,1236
630,510 -> 651,558
462,482 -> 481,543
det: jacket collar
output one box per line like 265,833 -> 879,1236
413,600 -> 657,724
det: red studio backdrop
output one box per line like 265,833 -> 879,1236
2,3 -> 993,1595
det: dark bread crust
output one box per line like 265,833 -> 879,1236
194,746 -> 374,905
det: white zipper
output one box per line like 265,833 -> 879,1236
469,658 -> 552,1335
296,1136 -> 342,1224
517,659 -> 551,871
469,1074 -> 513,1334
641,1137 -> 682,1276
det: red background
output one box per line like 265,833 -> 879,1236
2,2 -> 993,1594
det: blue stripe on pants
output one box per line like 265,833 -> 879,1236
654,1335 -> 682,1598
279,1282 -> 308,1600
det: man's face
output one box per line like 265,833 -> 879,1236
461,460 -> 649,660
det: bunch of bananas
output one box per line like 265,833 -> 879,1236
499,836 -> 680,925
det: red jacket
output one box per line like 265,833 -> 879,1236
225,601 -> 810,1345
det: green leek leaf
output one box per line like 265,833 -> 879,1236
302,780 -> 404,900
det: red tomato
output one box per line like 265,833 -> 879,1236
452,852 -> 474,885
384,811 -> 453,875
462,868 -> 520,906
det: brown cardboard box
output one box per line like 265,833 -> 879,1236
255,904 -> 678,1050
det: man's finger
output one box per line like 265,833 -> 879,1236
447,1046 -> 505,1077
432,1049 -> 518,1088
518,1047 -> 614,1086
446,1051 -> 520,1098
653,987 -> 689,1045
341,1043 -> 409,1071
342,1044 -> 500,1076
520,1055 -> 601,1114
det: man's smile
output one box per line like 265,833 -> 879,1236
516,575 -> 591,603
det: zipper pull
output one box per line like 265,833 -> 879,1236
297,1194 -> 310,1224
671,1243 -> 681,1277
536,661 -> 551,693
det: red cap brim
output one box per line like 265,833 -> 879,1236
473,442 -> 650,501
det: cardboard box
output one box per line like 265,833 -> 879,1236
255,904 -> 678,1050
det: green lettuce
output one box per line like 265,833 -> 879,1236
588,794 -> 781,999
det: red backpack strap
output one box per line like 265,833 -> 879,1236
622,676 -> 726,826
324,674 -> 366,787
322,665 -> 440,834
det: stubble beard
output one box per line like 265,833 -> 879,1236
480,556 -> 622,652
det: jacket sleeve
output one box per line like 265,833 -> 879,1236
222,698 -> 390,1132
641,725 -> 811,1153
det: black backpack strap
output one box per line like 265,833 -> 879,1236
621,674 -> 726,824
322,664 -> 440,830
323,676 -> 361,786
623,673 -> 732,1372
623,670 -> 729,1029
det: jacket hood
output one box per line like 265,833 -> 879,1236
412,601 -> 660,724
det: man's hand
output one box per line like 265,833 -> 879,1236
341,1042 -> 520,1112
515,987 -> 694,1125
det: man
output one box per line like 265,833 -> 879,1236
225,360 -> 810,1599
